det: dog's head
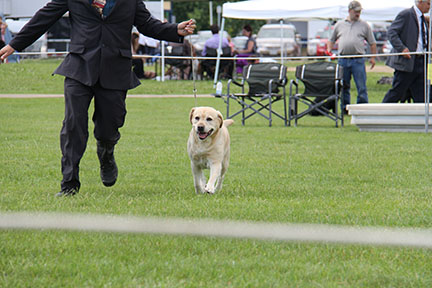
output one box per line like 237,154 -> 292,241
189,107 -> 223,141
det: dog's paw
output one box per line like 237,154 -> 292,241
204,185 -> 215,194
195,186 -> 205,194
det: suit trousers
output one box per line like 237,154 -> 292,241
60,77 -> 127,190
382,56 -> 426,103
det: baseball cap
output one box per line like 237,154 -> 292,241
348,1 -> 362,11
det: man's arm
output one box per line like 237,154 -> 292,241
387,10 -> 409,53
327,24 -> 339,54
327,41 -> 334,53
134,1 -> 194,43
369,43 -> 377,68
9,0 -> 68,52
0,0 -> 68,62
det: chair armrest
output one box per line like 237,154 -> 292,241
275,78 -> 287,87
267,78 -> 287,94
227,78 -> 245,95
268,79 -> 274,94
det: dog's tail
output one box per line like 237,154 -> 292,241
223,119 -> 234,127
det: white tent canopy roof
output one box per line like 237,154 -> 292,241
222,0 -> 417,21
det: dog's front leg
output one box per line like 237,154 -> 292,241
205,161 -> 222,194
191,163 -> 205,194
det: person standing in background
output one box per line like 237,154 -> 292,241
382,0 -> 430,103
327,1 -> 377,113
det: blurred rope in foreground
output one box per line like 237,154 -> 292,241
1,212 -> 432,249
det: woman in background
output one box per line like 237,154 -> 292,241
234,24 -> 257,74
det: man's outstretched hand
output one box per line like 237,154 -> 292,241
177,19 -> 196,36
0,45 -> 15,63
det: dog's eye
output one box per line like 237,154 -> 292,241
195,116 -> 200,121
206,117 -> 212,121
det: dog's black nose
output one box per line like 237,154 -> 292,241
197,126 -> 205,132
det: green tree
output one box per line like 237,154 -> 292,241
171,1 -> 265,37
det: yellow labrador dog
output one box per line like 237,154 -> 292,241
188,107 -> 234,194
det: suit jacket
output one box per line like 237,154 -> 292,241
9,0 -> 183,90
385,7 -> 421,73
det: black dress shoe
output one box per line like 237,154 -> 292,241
56,187 -> 79,197
97,141 -> 118,187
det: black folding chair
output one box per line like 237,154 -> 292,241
222,62 -> 288,127
201,47 -> 233,79
165,45 -> 190,80
289,61 -> 343,127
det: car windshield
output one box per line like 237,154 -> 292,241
258,27 -> 295,39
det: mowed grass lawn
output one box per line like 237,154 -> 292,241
1,59 -> 432,287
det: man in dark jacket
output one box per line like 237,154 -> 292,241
382,0 -> 430,103
0,0 -> 195,196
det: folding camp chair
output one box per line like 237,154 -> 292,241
165,44 -> 190,80
201,47 -> 233,79
289,61 -> 343,127
222,62 -> 288,127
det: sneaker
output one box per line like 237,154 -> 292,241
56,187 -> 79,197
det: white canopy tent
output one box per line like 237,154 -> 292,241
222,0 -> 416,22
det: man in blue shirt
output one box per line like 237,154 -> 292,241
202,24 -> 230,56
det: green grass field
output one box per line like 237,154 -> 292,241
1,59 -> 432,287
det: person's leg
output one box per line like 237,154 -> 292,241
59,78 -> 93,195
382,70 -> 415,103
339,58 -> 352,109
351,58 -> 368,104
409,56 -> 426,103
92,83 -> 127,186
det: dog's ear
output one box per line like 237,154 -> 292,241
189,108 -> 195,124
217,111 -> 224,128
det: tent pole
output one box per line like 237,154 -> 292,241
209,1 -> 213,25
213,17 -> 225,88
160,0 -> 165,82
280,19 -> 284,65
425,8 -> 431,133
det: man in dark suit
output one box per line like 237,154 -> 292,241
382,0 -> 430,103
0,0 -> 195,196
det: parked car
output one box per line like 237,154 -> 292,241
256,24 -> 300,57
231,35 -> 248,50
307,26 -> 337,56
193,30 -> 230,56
